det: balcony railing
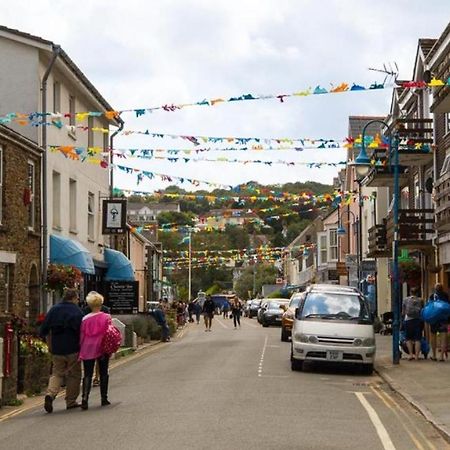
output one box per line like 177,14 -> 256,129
435,171 -> 450,232
367,223 -> 390,257
395,118 -> 433,166
386,209 -> 434,249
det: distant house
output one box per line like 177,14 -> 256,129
127,202 -> 180,224
196,208 -> 263,230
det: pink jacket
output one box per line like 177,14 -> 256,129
79,312 -> 111,360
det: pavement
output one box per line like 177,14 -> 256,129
0,318 -> 447,449
375,334 -> 450,441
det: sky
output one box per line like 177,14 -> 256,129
1,1 -> 449,193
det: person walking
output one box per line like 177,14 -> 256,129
202,295 -> 215,331
193,300 -> 202,324
39,288 -> 83,413
428,283 -> 450,361
231,296 -> 243,329
222,300 -> 230,319
153,300 -> 171,342
402,287 -> 424,360
79,291 -> 112,410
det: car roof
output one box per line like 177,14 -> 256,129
265,298 -> 289,302
306,284 -> 361,295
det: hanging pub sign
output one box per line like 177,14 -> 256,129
102,199 -> 127,234
104,281 -> 139,314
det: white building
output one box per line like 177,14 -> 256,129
0,26 -> 123,308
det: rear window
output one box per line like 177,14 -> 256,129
289,296 -> 302,308
300,292 -> 371,323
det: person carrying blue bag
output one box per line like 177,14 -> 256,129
422,283 -> 450,361
401,287 -> 424,360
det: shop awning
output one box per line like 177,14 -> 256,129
104,248 -> 135,281
50,234 -> 95,275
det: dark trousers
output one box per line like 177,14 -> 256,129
233,311 -> 241,327
83,355 -> 109,382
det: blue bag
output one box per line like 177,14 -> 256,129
421,299 -> 450,325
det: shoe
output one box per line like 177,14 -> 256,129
66,403 -> 81,410
92,378 -> 100,387
44,395 -> 53,413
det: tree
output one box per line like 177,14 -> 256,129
234,263 -> 278,300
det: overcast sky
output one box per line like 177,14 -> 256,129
1,1 -> 449,192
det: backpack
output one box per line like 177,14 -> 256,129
404,296 -> 422,319
101,324 -> 122,355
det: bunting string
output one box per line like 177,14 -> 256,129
2,77 -> 448,126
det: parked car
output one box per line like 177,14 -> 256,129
281,293 -> 304,342
146,301 -> 159,312
248,299 -> 262,318
243,300 -> 253,317
290,284 -> 375,374
259,299 -> 290,327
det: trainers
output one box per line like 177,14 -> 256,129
66,403 -> 81,410
44,395 -> 53,413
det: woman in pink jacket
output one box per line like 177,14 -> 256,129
79,291 -> 111,410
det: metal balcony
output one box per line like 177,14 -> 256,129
367,223 -> 390,257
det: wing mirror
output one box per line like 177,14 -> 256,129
280,304 -> 287,311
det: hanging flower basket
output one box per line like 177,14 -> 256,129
45,264 -> 82,296
399,261 -> 421,287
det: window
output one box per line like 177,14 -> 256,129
0,146 -> 3,224
318,232 -> 327,265
69,95 -> 76,135
69,179 -> 77,231
440,153 -> 450,177
0,264 -> 12,313
328,228 -> 338,261
445,113 -> 450,135
52,171 -> 61,228
414,173 -> 420,209
88,192 -> 95,240
53,81 -> 61,113
88,116 -> 94,148
27,161 -> 35,230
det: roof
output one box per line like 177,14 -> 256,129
0,124 -> 42,156
418,38 -> 437,59
348,116 -> 387,137
426,21 -> 450,64
127,202 -> 179,212
286,216 -> 323,249
0,25 -> 123,126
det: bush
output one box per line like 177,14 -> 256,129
147,316 -> 162,340
132,316 -> 149,338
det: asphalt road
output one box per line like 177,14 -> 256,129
0,316 -> 448,450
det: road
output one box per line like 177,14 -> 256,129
0,316 -> 448,450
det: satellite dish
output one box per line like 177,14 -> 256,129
423,70 -> 432,83
425,177 -> 433,193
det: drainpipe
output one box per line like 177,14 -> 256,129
41,44 -> 61,312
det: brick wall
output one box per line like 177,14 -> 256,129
0,129 -> 41,320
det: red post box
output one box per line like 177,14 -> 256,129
3,322 -> 14,377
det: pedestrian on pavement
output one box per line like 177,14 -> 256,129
402,287 -> 424,360
222,300 -> 230,318
202,295 -> 215,331
79,291 -> 112,410
82,302 -> 111,386
188,301 -> 195,322
193,300 -> 202,324
231,295 -> 243,329
153,300 -> 171,342
39,288 -> 83,413
428,283 -> 450,361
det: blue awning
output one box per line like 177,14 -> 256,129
104,248 -> 135,281
50,235 -> 95,275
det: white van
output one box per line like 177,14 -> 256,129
290,284 -> 375,374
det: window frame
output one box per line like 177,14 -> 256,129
87,191 -> 95,241
52,170 -> 61,229
53,81 -> 61,113
328,228 -> 338,262
317,231 -> 327,266
445,112 -> 450,136
0,146 -> 3,225
69,178 -> 77,233
88,116 -> 94,148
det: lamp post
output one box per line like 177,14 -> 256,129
352,119 -> 400,365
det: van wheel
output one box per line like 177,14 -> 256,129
361,364 -> 373,375
281,327 -> 289,342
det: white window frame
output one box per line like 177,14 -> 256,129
88,116 -> 94,148
69,178 -> 77,233
88,191 -> 95,241
445,112 -> 450,136
328,228 -> 338,262
68,95 -> 76,139
317,231 -> 327,266
52,171 -> 61,229
440,152 -> 450,178
53,81 -> 61,113
27,160 -> 36,230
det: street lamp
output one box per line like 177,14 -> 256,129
336,210 -> 359,286
352,119 -> 400,365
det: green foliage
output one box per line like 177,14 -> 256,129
267,289 -> 290,299
132,316 -> 149,338
157,211 -> 195,226
234,264 -> 278,300
205,284 -> 222,295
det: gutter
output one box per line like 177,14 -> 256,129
41,44 -> 61,311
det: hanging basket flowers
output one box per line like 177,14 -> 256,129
399,260 -> 421,287
45,264 -> 82,295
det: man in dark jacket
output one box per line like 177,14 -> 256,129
202,295 -> 215,332
40,288 -> 83,413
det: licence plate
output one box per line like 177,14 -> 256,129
327,350 -> 341,361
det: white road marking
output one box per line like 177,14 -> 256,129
354,392 -> 396,450
258,336 -> 268,377
241,319 -> 258,329
215,318 -> 229,329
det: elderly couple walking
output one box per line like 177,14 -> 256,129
40,289 -> 113,413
